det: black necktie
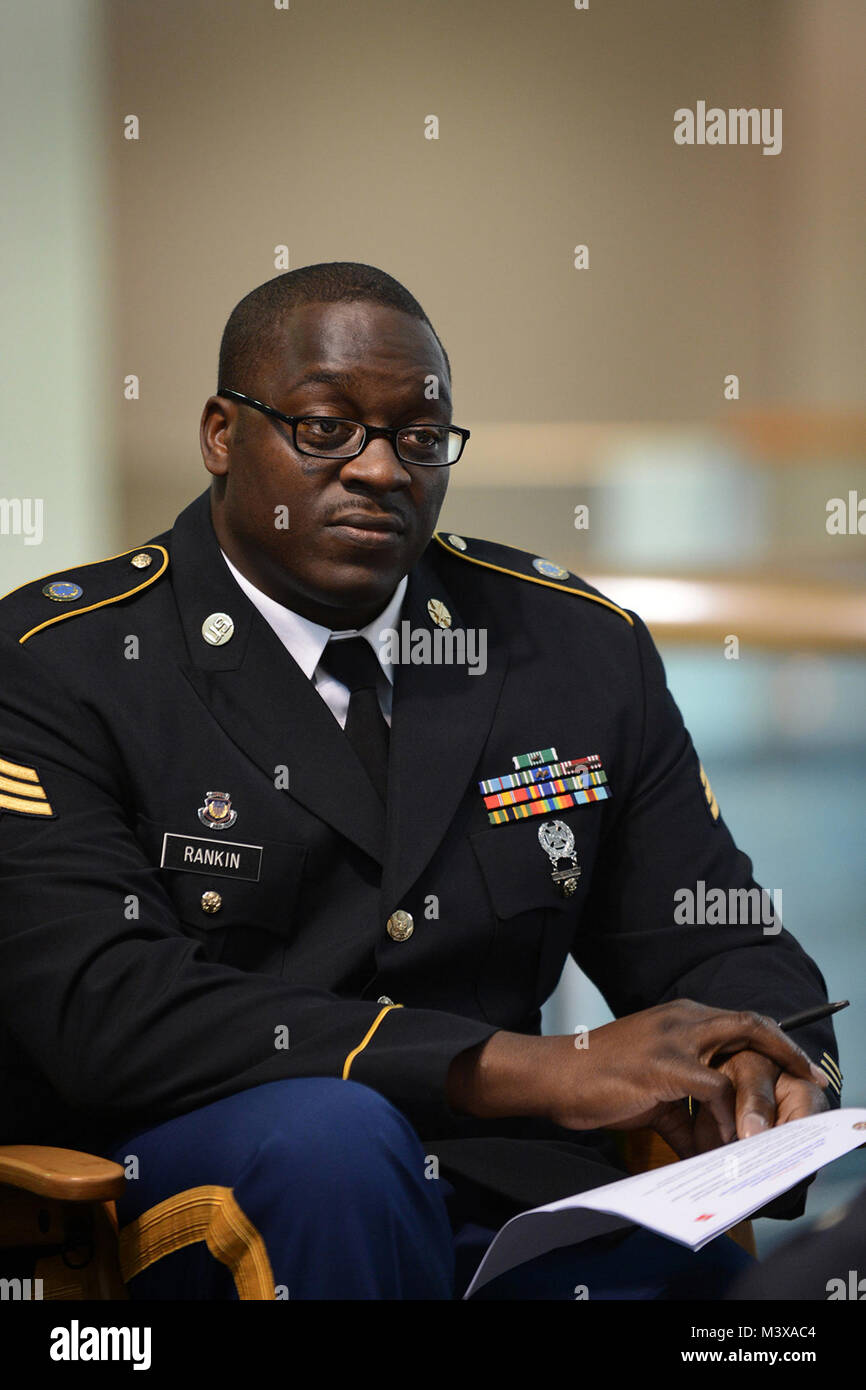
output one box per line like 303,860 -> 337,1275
317,636 -> 390,800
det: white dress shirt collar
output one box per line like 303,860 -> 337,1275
220,549 -> 408,685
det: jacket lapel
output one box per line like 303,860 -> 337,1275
168,491 -> 386,863
381,553 -> 508,909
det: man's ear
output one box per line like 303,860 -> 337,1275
200,395 -> 233,478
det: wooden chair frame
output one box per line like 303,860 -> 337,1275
0,1131 -> 754,1300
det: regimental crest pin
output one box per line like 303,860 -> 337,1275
538,819 -> 582,898
197,791 -> 237,831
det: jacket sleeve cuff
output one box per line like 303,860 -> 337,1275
342,1003 -> 501,1133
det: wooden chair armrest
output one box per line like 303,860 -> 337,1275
618,1128 -> 680,1174
0,1145 -> 126,1201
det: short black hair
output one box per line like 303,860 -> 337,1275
217,261 -> 450,396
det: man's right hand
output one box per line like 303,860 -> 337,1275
446,998 -> 829,1156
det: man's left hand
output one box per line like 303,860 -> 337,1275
692,1049 -> 830,1154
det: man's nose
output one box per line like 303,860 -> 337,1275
338,434 -> 411,489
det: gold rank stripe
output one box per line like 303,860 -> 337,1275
818,1061 -> 842,1096
0,757 -> 53,815
0,774 -> 47,799
699,762 -> 720,820
0,792 -> 54,816
0,756 -> 40,783
822,1052 -> 843,1085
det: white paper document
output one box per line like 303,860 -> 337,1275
464,1107 -> 866,1298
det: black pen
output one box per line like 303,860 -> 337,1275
777,1000 -> 849,1031
686,1001 -> 849,1117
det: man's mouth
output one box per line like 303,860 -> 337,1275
326,512 -> 406,547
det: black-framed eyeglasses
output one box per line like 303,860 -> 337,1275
218,388 -> 470,466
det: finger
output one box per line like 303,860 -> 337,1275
729,1054 -> 778,1138
680,1063 -> 737,1144
697,1010 -> 829,1083
693,1102 -> 726,1154
774,1077 -> 831,1126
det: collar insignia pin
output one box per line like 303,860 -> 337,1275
202,612 -> 234,646
427,598 -> 452,629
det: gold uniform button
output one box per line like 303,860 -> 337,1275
201,890 -> 223,914
377,995 -> 395,1006
386,910 -> 414,942
130,552 -> 153,569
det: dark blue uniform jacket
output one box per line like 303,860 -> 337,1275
0,489 -> 842,1214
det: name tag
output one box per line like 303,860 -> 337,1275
160,833 -> 262,881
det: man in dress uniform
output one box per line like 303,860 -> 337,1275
0,263 -> 842,1300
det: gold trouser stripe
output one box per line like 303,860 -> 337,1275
342,1003 -> 403,1080
118,1184 -> 274,1299
0,773 -> 47,798
0,757 -> 40,782
0,792 -> 53,815
432,533 -> 635,626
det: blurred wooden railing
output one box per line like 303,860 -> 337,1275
458,411 -> 866,485
586,572 -> 866,652
723,410 -> 866,462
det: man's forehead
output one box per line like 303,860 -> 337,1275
276,298 -> 444,358
275,364 -> 446,398
267,300 -> 447,388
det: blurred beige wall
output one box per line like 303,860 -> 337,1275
5,0 -> 863,572
0,1 -> 116,594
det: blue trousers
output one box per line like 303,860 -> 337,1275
105,1078 -> 753,1300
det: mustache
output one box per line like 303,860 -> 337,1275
324,505 -> 409,532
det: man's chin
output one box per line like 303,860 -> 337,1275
302,558 -> 408,624
315,528 -> 419,588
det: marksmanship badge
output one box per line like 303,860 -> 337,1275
538,819 -> 582,897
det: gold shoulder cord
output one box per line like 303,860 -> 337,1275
15,545 -> 169,645
432,535 -> 634,626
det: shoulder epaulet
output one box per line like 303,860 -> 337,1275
433,533 -> 634,626
0,543 -> 169,646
